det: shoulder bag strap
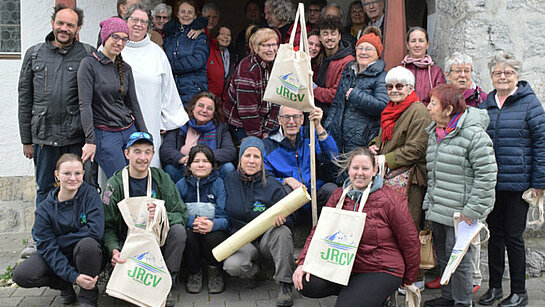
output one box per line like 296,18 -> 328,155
355,181 -> 372,213
122,167 -> 130,200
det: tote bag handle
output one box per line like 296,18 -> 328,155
288,3 -> 309,56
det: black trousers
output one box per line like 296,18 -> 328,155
487,190 -> 529,294
12,237 -> 102,304
300,272 -> 401,307
184,229 -> 228,274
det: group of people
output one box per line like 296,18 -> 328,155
14,1 -> 545,307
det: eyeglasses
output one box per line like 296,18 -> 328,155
491,70 -> 517,78
278,114 -> 303,122
128,17 -> 149,25
450,69 -> 472,75
109,34 -> 130,44
154,15 -> 170,20
385,83 -> 408,91
129,131 -> 153,141
355,46 -> 376,53
363,0 -> 383,7
259,43 -> 278,49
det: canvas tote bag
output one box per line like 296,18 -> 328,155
106,168 -> 171,307
302,183 -> 371,285
263,3 -> 314,112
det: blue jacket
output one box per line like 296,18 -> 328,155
32,182 -> 104,284
324,59 -> 389,153
224,170 -> 290,233
175,170 -> 229,232
163,17 -> 209,105
480,81 -> 545,191
263,126 -> 338,191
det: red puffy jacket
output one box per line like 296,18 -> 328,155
298,183 -> 420,285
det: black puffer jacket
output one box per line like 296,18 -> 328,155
324,59 -> 388,153
18,32 -> 94,146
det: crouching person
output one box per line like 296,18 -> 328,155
13,154 -> 104,307
102,132 -> 188,307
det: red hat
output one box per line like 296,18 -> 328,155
356,27 -> 383,56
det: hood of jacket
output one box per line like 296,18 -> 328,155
426,106 -> 490,137
342,175 -> 384,194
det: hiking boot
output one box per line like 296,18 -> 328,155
186,270 -> 203,294
207,265 -> 224,294
60,286 -> 77,305
276,282 -> 293,307
165,290 -> 176,307
423,297 -> 455,307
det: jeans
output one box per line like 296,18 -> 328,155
12,237 -> 102,304
432,222 -> 474,305
33,143 -> 83,206
94,126 -> 136,179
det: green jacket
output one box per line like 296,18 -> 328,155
423,107 -> 497,226
102,167 -> 188,254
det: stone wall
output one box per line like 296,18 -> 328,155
430,0 -> 545,102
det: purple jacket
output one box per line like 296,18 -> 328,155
404,63 -> 446,105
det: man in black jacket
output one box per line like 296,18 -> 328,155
18,4 -> 93,206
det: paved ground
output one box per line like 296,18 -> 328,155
1,248 -> 544,307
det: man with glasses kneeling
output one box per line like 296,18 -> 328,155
263,106 -> 338,223
102,132 -> 188,307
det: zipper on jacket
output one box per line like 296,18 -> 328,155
196,178 -> 200,203
295,149 -> 303,183
44,66 -> 48,92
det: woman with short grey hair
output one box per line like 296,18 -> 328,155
478,51 -> 545,307
444,52 -> 487,108
264,0 -> 303,47
151,3 -> 172,37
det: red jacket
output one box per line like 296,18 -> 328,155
314,54 -> 354,105
404,63 -> 446,105
207,38 -> 227,99
298,183 -> 420,285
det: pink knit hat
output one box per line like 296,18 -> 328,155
99,17 -> 129,46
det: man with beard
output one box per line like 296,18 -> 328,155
18,4 -> 94,206
313,17 -> 354,120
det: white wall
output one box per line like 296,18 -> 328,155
0,0 -> 115,177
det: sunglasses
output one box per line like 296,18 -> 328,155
129,131 -> 152,141
385,83 -> 408,91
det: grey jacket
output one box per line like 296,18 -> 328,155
423,107 -> 497,226
18,32 -> 93,146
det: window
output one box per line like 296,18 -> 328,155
0,0 -> 21,58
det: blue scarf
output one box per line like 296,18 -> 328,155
181,118 -> 217,150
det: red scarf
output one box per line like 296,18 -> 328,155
380,91 -> 420,142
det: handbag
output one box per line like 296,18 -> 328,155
263,3 -> 314,112
419,229 -> 435,269
522,189 -> 545,228
302,183 -> 371,285
376,155 -> 411,196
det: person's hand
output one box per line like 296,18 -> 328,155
193,216 -> 203,232
273,215 -> 286,227
460,213 -> 476,226
198,218 -> 214,234
309,107 -> 323,128
23,144 -> 33,159
345,88 -> 354,100
262,132 -> 269,139
187,28 -> 204,39
111,249 -> 126,267
369,144 -> 379,155
76,274 -> 98,290
283,177 -> 303,190
179,155 -> 189,165
81,143 -> 96,163
531,188 -> 544,198
292,265 -> 310,291
147,202 -> 157,219
160,129 -> 167,135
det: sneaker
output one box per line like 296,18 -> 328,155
473,284 -> 481,294
415,280 -> 425,291
425,276 -> 442,289
60,286 -> 77,305
276,282 -> 293,307
186,270 -> 203,294
423,297 -> 454,307
165,291 -> 176,307
20,245 -> 37,259
207,266 -> 224,294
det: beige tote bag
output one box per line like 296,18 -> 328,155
106,168 -> 172,307
263,3 -> 314,112
302,183 -> 371,285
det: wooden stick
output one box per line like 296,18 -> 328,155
309,118 -> 317,226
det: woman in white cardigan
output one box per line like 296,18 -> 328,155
121,3 -> 188,167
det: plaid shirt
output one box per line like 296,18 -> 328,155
223,54 -> 279,138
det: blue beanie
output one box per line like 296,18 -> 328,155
239,136 -> 265,160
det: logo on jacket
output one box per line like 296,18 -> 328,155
252,201 -> 266,212
275,73 -> 306,102
319,230 -> 357,266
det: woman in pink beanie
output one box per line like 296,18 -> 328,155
78,17 -> 148,178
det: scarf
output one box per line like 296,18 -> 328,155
436,112 -> 462,143
183,118 -> 217,150
237,166 -> 261,182
401,54 -> 434,69
380,91 -> 420,142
